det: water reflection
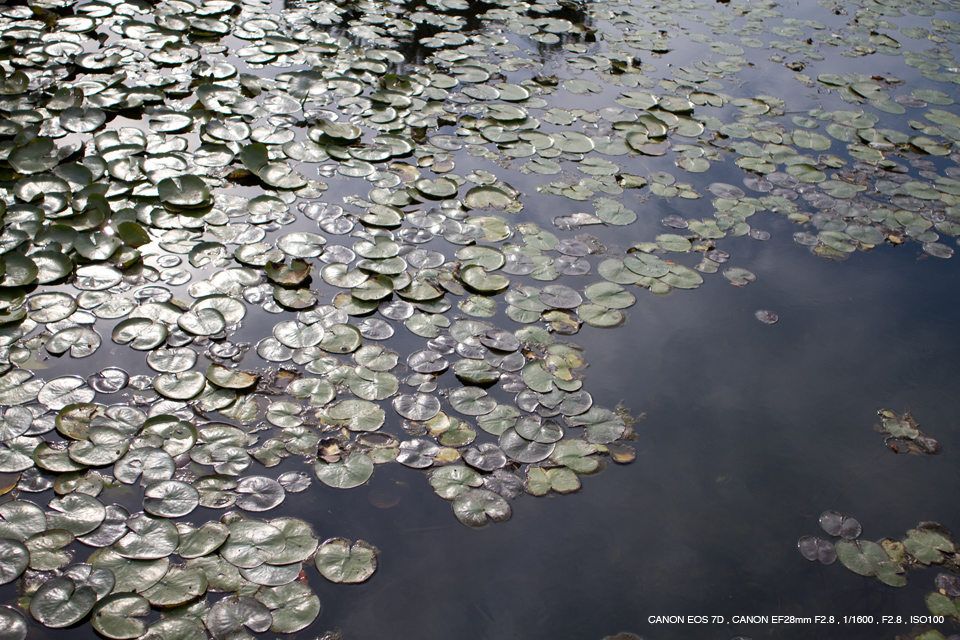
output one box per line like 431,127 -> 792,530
306,0 -> 595,65
0,0 -> 959,636
311,231 -> 960,640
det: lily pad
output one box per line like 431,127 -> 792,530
92,593 -> 151,639
315,538 -> 378,583
30,576 -> 98,628
255,582 -> 321,633
205,596 -> 272,640
0,539 -> 28,585
314,453 -> 374,489
452,489 -> 511,527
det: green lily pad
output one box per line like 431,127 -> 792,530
836,539 -> 898,578
177,522 -> 229,559
926,592 -> 960,619
579,304 -> 624,328
220,520 -> 286,569
526,467 -> 581,496
460,265 -> 510,294
0,501 -> 47,541
549,439 -> 600,474
903,528 -> 954,565
141,565 -> 207,607
326,399 -> 385,431
112,318 -> 168,351
452,489 -> 511,527
143,480 -> 200,518
429,465 -> 483,499
448,387 -> 497,416
205,596 -> 272,639
29,576 -> 98,628
314,453 -> 374,489
0,538 -> 28,585
89,548 -> 169,593
206,364 -> 259,390
114,513 -> 179,560
315,537 -> 378,583
595,199 -> 637,225
464,186 -> 516,211
92,593 -> 151,639
255,582 -> 321,633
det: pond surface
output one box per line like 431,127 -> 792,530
0,0 -> 958,638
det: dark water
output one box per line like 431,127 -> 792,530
298,235 -> 960,640
1,0 -> 960,637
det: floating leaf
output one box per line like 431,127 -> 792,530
314,453 -> 374,489
256,582 -> 321,633
315,538 -> 378,583
142,480 -> 200,518
904,528 -> 954,565
526,467 -> 581,496
797,536 -> 837,564
220,521 -> 286,569
452,489 -> 511,527
111,319 -> 168,351
92,593 -> 150,639
0,539 -> 28,585
38,377 -> 95,410
141,565 -> 207,607
835,539 -> 905,585
448,387 -> 497,416
235,476 -> 285,512
429,465 -> 482,499
30,576 -> 98,628
0,606 -> 26,640
205,596 -> 272,640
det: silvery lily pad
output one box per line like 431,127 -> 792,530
0,539 -> 28,585
452,489 -> 511,527
205,596 -> 273,640
820,511 -> 862,540
396,439 -> 440,469
255,582 -> 321,633
113,513 -> 179,560
797,536 -> 837,564
91,593 -> 150,639
448,387 -> 496,416
236,476 -> 285,512
314,453 -> 374,489
0,606 -> 26,640
393,393 -> 441,421
499,428 -> 555,463
142,480 -> 200,518
176,522 -> 229,559
87,369 -> 129,394
277,472 -> 311,493
29,576 -> 98,628
463,443 -> 508,471
141,565 -> 207,607
152,372 -> 206,400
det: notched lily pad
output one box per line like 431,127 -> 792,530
315,538 -> 378,584
452,489 -> 511,527
29,576 -> 98,628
